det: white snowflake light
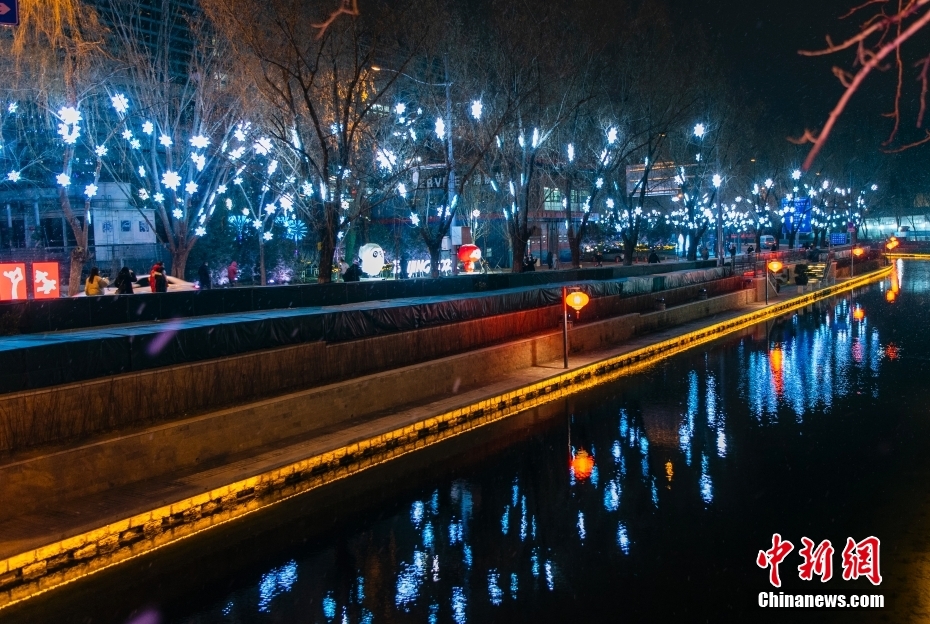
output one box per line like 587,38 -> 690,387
264,203 -> 276,215
142,121 -> 154,135
130,139 -> 141,149
139,188 -> 150,200
110,94 -> 129,114
254,137 -> 272,155
712,174 -> 722,188
122,129 -> 133,141
185,181 -> 199,195
172,208 -> 183,219
190,135 -> 210,149
217,184 -> 228,195
192,153 -> 206,171
161,170 -> 182,190
279,195 -> 293,211
56,173 -> 71,187
234,176 -> 244,186
409,212 -> 420,226
268,159 -> 279,176
471,100 -> 483,120
791,169 -> 802,181
395,102 -> 406,115
377,149 -> 397,170
59,106 -> 81,125
607,127 -> 618,144
154,192 -> 165,203
6,171 -> 21,182
138,166 -> 146,178
693,123 -> 705,138
84,184 -> 98,198
159,134 -> 173,147
252,219 -> 262,229
195,226 -> 206,237
567,144 -> 575,163
302,182 -> 313,195
397,183 -> 407,198
596,177 -> 604,189
229,147 -> 245,160
7,102 -> 17,113
95,145 -> 108,157
606,198 -> 614,209
263,231 -> 273,241
435,117 -> 446,140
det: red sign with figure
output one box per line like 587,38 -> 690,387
0,263 -> 27,301
32,262 -> 60,299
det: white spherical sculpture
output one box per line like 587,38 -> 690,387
358,243 -> 385,276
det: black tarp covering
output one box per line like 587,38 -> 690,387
0,261 -> 717,335
0,270 -> 736,395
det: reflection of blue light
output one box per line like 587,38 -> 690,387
699,454 -> 713,504
639,436 -> 649,454
222,601 -> 233,616
591,464 -> 599,487
395,550 -> 427,610
520,496 -> 527,541
531,516 -> 537,539
411,501 -> 424,527
452,586 -> 467,624
322,593 -> 336,620
617,523 -> 630,554
620,409 -> 629,437
488,571 -> 503,605
428,604 -> 439,624
717,429 -> 727,458
510,573 -> 518,599
423,521 -> 434,548
501,506 -> 510,535
687,371 -> 699,421
258,560 -> 298,613
432,555 -> 440,582
464,544 -> 473,568
577,511 -> 586,541
603,479 -> 620,511
357,576 -> 365,602
706,374 -> 717,426
612,440 -> 622,460
430,490 -> 439,515
531,549 -> 540,576
512,479 -> 519,507
449,522 -> 462,544
641,456 -> 649,480
651,478 -> 658,507
620,453 -> 627,476
361,609 -> 373,624
545,561 -> 555,591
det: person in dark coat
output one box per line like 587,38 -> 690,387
114,267 -> 135,294
648,250 -> 660,263
198,262 -> 212,290
151,262 -> 168,293
342,260 -> 361,282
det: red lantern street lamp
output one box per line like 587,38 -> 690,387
562,287 -> 589,368
851,246 -> 864,277
765,260 -> 782,304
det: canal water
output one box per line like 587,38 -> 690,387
9,260 -> 930,624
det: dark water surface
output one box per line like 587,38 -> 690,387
9,260 -> 930,624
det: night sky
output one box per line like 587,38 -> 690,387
667,0 -> 929,192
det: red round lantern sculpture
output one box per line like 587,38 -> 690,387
457,244 -> 482,272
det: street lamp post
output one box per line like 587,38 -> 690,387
562,288 -> 589,368
851,246 -> 863,277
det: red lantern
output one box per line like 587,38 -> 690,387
853,307 -> 865,321
457,244 -> 482,272
852,247 -> 864,257
566,291 -> 590,317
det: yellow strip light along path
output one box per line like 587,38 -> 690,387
0,266 -> 892,610
885,253 -> 930,260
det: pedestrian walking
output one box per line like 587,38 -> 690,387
198,262 -> 212,290
729,243 -> 737,263
227,261 -> 238,286
84,267 -> 109,296
113,267 -> 135,294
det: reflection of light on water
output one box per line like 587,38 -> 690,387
716,430 -> 727,457
322,593 -> 336,619
500,507 -> 509,535
531,549 -> 540,577
510,573 -> 518,599
577,511 -> 586,541
430,490 -> 439,515
449,521 -> 463,544
432,556 -> 440,582
428,603 -> 439,624
423,521 -> 434,548
617,523 -> 630,554
612,440 -> 622,460
488,571 -> 503,605
395,551 -> 427,610
512,479 -> 519,506
699,453 -> 713,505
651,478 -> 659,507
411,501 -> 424,527
544,561 -> 555,591
452,586 -> 467,624
520,496 -> 527,540
706,374 -> 717,426
257,560 -> 298,613
604,479 -> 620,511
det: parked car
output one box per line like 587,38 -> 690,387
759,235 -> 776,250
73,275 -> 197,296
581,245 -> 624,263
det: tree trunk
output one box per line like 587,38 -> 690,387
67,247 -> 88,297
686,229 -> 699,261
428,243 -> 442,279
259,237 -> 267,286
569,234 -> 582,268
171,246 -> 192,280
622,237 -> 636,266
318,230 -> 335,284
511,231 -> 526,273
787,230 -> 797,249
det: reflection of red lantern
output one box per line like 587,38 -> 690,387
566,291 -> 590,317
886,290 -> 896,303
457,244 -> 482,272
571,449 -> 595,480
853,307 -> 865,321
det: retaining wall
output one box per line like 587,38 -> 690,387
0,277 -> 745,453
0,288 -> 755,522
